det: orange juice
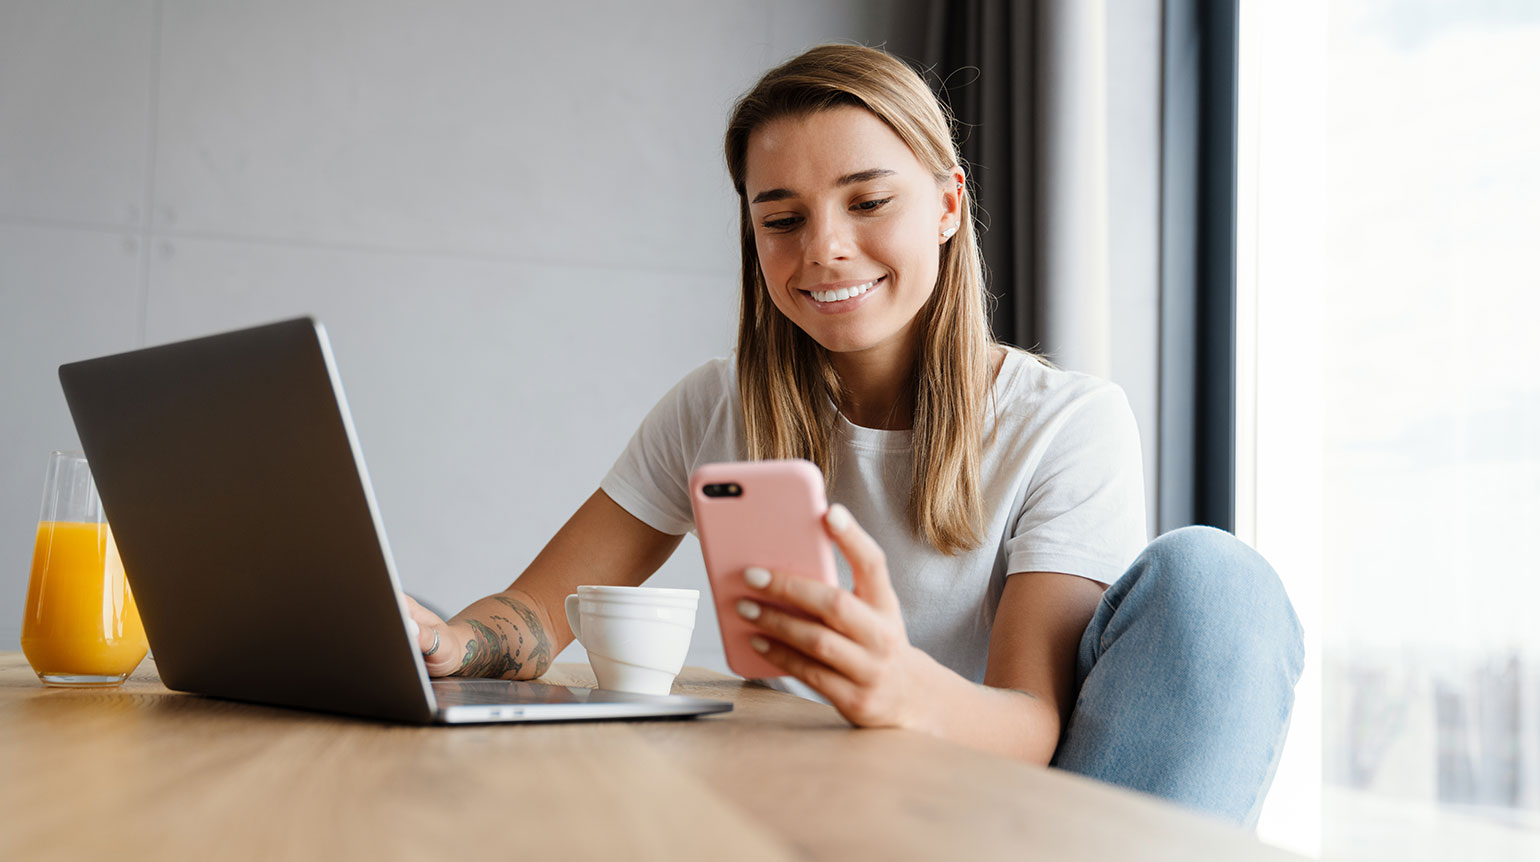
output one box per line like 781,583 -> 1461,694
20,520 -> 148,681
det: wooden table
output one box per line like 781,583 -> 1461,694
0,652 -> 1302,860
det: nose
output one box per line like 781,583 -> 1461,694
803,212 -> 852,268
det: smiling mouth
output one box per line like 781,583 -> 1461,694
804,276 -> 884,304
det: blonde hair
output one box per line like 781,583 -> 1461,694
724,44 -> 996,555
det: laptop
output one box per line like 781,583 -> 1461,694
57,317 -> 731,725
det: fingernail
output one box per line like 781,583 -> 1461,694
736,599 -> 761,620
408,619 -> 420,639
826,503 -> 852,533
750,635 -> 769,653
744,567 -> 771,589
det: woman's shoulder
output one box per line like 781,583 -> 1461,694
647,354 -> 738,420
671,354 -> 736,399
996,346 -> 1125,399
992,346 -> 1132,426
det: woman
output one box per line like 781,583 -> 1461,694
405,44 -> 1303,826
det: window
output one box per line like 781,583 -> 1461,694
1241,1 -> 1540,857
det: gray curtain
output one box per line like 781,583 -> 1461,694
923,0 -> 1111,378
925,0 -> 1238,533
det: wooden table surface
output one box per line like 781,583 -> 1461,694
0,652 -> 1302,861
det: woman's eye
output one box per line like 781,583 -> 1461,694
853,197 -> 893,213
762,216 -> 802,231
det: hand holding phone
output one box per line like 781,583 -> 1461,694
689,459 -> 838,678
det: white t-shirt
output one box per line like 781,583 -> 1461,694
600,348 -> 1148,686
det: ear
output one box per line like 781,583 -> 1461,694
939,165 -> 966,243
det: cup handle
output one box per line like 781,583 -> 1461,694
564,594 -> 582,645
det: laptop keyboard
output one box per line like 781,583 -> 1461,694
431,678 -> 585,706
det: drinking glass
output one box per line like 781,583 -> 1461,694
20,451 -> 148,686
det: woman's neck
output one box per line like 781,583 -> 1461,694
830,343 -> 1009,431
830,343 -> 917,431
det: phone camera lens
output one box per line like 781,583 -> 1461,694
702,483 -> 743,498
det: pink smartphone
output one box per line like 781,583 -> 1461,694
690,459 -> 839,679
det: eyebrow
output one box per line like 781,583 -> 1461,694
750,168 -> 897,204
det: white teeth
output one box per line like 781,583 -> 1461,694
811,278 -> 880,303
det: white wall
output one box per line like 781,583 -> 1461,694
0,0 -> 929,669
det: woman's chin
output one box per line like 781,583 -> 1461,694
803,327 -> 912,361
801,328 -> 872,355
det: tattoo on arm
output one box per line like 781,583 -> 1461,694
493,594 -> 554,678
450,594 -> 555,680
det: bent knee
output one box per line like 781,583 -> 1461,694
1135,527 -> 1303,669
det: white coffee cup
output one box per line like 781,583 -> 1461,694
564,585 -> 699,696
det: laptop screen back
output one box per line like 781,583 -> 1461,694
59,318 -> 437,723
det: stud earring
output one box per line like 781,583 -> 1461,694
941,225 -> 958,240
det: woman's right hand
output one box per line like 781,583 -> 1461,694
402,594 -> 463,677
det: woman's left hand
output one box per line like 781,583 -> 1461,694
738,503 -> 945,730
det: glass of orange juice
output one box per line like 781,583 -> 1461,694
20,450 -> 148,686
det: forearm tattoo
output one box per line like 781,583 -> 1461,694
451,594 -> 555,680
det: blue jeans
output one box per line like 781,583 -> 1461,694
1049,526 -> 1305,826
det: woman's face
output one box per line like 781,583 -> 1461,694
744,106 -> 961,365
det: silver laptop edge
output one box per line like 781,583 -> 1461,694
310,322 -> 439,713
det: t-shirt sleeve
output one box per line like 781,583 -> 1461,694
1004,384 -> 1148,586
599,361 -> 730,536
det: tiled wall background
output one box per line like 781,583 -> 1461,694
0,0 -> 930,670
2,0 -> 1164,675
